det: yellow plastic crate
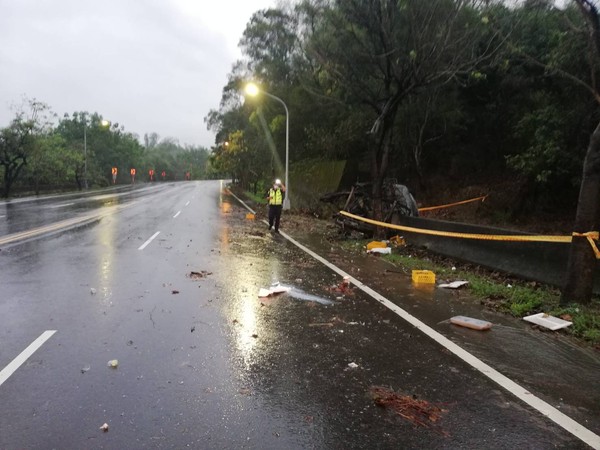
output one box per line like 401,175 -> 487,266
412,270 -> 436,284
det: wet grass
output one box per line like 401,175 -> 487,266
342,240 -> 600,345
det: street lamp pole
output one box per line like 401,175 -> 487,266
245,84 -> 290,210
83,117 -> 88,190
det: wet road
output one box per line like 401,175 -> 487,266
0,180 -> 598,449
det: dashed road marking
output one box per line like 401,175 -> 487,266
0,331 -> 57,387
173,211 -> 181,218
138,231 -> 160,250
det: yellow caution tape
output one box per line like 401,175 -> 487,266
339,210 -> 600,258
573,231 -> 600,259
418,195 -> 488,212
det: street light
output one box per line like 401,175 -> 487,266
83,114 -> 88,190
244,82 -> 290,210
83,117 -> 111,189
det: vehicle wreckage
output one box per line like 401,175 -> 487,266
320,180 -> 418,235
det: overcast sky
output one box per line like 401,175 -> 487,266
0,0 -> 278,149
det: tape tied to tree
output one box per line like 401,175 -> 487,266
339,211 -> 600,258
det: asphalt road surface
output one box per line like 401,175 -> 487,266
0,180 -> 598,449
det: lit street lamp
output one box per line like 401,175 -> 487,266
244,82 -> 290,210
83,117 -> 111,189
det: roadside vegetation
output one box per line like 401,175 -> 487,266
0,100 -> 214,197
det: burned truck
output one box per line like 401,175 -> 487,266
320,179 -> 418,235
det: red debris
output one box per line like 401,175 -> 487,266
369,386 -> 449,436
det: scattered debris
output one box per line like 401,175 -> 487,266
258,288 -> 272,298
369,386 -> 448,436
187,270 -> 213,280
450,316 -> 492,331
438,281 -> 469,289
191,326 -> 195,333
326,276 -> 353,295
412,270 -> 436,284
347,362 -> 359,369
389,235 -> 406,247
90,288 -> 97,295
172,290 -> 180,294
245,213 -> 255,220
107,359 -> 119,368
523,313 -> 572,330
367,241 -> 388,251
368,247 -> 392,255
100,423 -> 109,432
258,283 -> 292,298
251,333 -> 258,339
81,365 -> 90,374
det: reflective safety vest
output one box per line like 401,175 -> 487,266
268,188 -> 283,206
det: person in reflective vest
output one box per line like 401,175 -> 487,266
266,178 -> 286,233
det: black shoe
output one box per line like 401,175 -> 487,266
274,229 -> 279,234
268,226 -> 272,231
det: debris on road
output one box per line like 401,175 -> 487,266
258,282 -> 292,298
326,276 -> 353,295
438,281 -> 469,289
239,387 -> 252,396
107,359 -> 119,368
347,362 -> 359,369
90,288 -> 97,295
100,423 -> 109,432
188,270 -> 213,280
191,326 -> 195,333
81,365 -> 90,374
370,386 -> 448,435
450,316 -> 492,331
172,290 -> 180,294
523,313 -> 572,330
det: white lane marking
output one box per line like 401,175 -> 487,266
138,231 -> 160,250
185,201 -> 190,206
0,330 -> 57,387
48,203 -> 75,209
227,190 -> 600,450
173,211 -> 181,219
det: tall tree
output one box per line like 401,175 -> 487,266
562,0 -> 600,305
0,99 -> 51,197
302,0 -> 503,234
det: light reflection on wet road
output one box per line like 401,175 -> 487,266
0,180 -> 597,449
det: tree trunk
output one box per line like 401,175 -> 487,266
561,120 -> 600,305
370,114 -> 394,239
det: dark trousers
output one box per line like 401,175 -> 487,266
268,204 -> 283,231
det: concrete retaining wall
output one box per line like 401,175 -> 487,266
395,216 -> 600,293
